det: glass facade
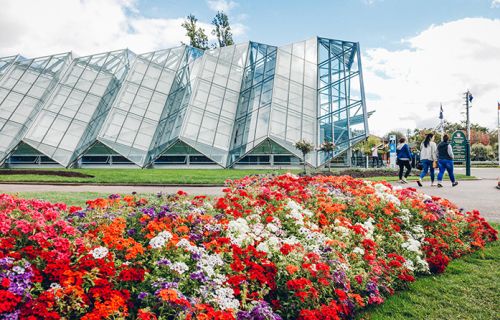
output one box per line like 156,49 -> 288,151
0,37 -> 368,168
0,53 -> 71,164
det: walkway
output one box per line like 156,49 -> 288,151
392,168 -> 499,222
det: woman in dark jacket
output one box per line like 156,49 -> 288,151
396,137 -> 412,183
437,134 -> 458,187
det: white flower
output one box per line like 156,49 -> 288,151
176,238 -> 192,249
169,262 -> 189,274
256,242 -> 270,253
353,247 -> 365,255
402,238 -> 422,252
13,266 -> 25,274
49,283 -> 62,291
266,223 -> 279,233
157,231 -> 173,241
90,246 -> 108,259
215,287 -> 240,310
149,236 -> 166,249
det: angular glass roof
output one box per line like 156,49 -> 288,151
1,37 -> 369,168
23,50 -> 131,166
0,52 -> 71,164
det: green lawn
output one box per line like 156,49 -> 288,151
360,223 -> 500,320
0,168 -> 477,185
0,168 -> 299,185
13,191 -> 113,207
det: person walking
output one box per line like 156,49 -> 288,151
417,133 -> 437,187
437,134 -> 458,188
396,137 -> 412,183
371,145 -> 380,168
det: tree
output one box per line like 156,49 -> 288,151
181,14 -> 209,50
471,143 -> 495,161
295,139 -> 314,174
319,140 -> 335,171
211,11 -> 234,48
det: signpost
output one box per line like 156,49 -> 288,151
389,134 -> 396,169
450,131 -> 467,163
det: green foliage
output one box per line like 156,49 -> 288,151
360,224 -> 500,320
294,139 -> 314,173
471,143 -> 495,161
356,136 -> 383,155
294,139 -> 314,155
181,14 -> 209,50
211,11 -> 234,48
0,169 -> 300,185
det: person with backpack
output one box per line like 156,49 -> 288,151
417,133 -> 437,187
437,134 -> 458,188
396,137 -> 412,183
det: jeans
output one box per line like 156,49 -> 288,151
398,160 -> 411,179
419,159 -> 435,182
437,159 -> 455,183
372,156 -> 379,167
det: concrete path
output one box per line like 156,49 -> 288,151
392,168 -> 499,222
1,167 -> 498,221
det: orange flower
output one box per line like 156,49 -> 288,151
158,289 -> 178,302
286,265 -> 299,275
177,225 -> 190,234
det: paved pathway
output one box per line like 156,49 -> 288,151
1,168 -> 498,221
392,168 -> 499,222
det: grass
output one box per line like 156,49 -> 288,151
360,223 -> 500,320
13,192 -> 113,207
0,169 -> 299,185
0,168 -> 477,185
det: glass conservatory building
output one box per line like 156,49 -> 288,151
0,37 -> 369,168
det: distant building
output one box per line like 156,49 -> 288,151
0,37 -> 369,168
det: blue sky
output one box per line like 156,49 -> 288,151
135,0 -> 500,49
0,0 -> 499,134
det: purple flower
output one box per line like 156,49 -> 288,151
138,292 -> 149,300
189,271 -> 207,282
108,194 -> 120,200
127,228 -> 137,236
157,258 -> 171,266
238,301 -> 282,320
189,233 -> 202,242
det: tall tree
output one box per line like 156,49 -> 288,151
181,14 -> 209,50
211,11 -> 234,48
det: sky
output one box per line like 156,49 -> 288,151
0,0 -> 499,135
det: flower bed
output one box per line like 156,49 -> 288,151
0,174 -> 497,319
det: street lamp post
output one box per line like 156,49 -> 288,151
464,91 -> 472,177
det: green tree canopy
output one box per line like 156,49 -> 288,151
181,14 -> 209,50
211,11 -> 234,48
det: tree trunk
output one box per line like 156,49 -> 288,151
303,153 -> 307,174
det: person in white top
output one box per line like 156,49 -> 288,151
371,144 -> 381,168
417,133 -> 437,187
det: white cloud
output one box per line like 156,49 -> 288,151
492,0 -> 500,8
363,18 -> 500,135
0,0 -> 246,57
206,0 -> 238,12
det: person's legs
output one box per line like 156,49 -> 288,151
429,164 -> 435,183
437,160 -> 445,186
445,160 -> 456,183
372,156 -> 376,168
404,160 -> 412,178
419,160 -> 430,179
398,162 -> 404,180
